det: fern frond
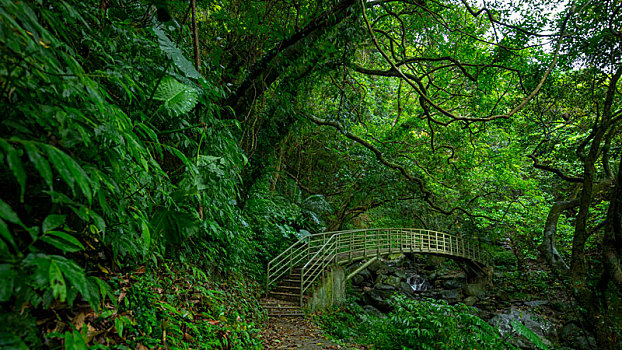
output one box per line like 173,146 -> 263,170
511,320 -> 550,350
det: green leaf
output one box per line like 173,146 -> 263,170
23,142 -> 53,189
43,145 -> 93,204
153,26 -> 202,79
114,317 -> 125,338
42,214 -> 65,233
64,328 -> 88,350
0,218 -> 17,251
140,216 -> 151,249
163,144 -> 191,167
90,276 -> 112,306
151,209 -> 199,245
153,76 -> 198,117
50,256 -> 99,309
0,333 -> 29,350
0,139 -> 26,202
40,230 -> 85,253
0,198 -> 23,227
44,145 -> 75,191
49,260 -> 67,302
0,264 -> 15,302
89,210 -> 106,237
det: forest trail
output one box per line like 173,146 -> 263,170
261,316 -> 363,350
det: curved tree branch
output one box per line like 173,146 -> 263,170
358,0 -> 575,122
306,114 -> 498,221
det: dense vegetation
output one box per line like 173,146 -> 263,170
0,0 -> 620,349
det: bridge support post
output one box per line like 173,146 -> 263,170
376,229 -> 380,257
307,265 -> 346,312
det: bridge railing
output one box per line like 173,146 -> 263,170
267,228 -> 486,305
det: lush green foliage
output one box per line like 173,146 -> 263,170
0,0 -> 620,348
0,0 -> 255,347
319,296 -> 532,350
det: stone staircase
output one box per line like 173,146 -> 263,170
262,267 -> 305,317
260,298 -> 304,317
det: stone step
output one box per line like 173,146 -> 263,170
264,307 -> 304,316
269,291 -> 300,303
278,279 -> 301,288
268,311 -> 305,317
273,285 -> 300,293
260,298 -> 304,318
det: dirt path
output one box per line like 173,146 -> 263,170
261,316 -> 362,350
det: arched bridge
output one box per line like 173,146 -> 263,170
266,228 -> 488,306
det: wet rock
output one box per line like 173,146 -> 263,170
363,289 -> 394,313
441,289 -> 461,304
358,267 -> 372,281
489,308 -> 554,349
390,276 -> 403,289
392,270 -> 407,279
375,283 -> 396,291
442,278 -> 464,289
362,304 -> 385,318
523,300 -> 549,308
377,266 -> 390,277
464,283 -> 487,298
351,274 -> 364,286
368,260 -> 388,274
559,322 -> 595,350
463,296 -> 478,306
399,282 -> 416,297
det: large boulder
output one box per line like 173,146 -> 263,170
368,259 -> 389,275
392,269 -> 407,279
362,289 -> 394,313
377,275 -> 402,290
351,274 -> 365,286
488,308 -> 554,349
362,304 -> 385,318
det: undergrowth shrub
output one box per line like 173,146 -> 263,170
319,296 -> 519,350
0,0 -> 254,347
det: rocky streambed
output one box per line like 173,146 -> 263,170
346,254 -> 595,350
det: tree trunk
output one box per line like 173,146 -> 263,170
540,198 -> 579,272
570,67 -> 622,280
603,152 -> 622,291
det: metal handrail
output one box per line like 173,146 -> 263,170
266,228 -> 488,305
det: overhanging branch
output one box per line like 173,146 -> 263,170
306,115 -> 499,221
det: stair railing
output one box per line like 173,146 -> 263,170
266,236 -> 310,294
